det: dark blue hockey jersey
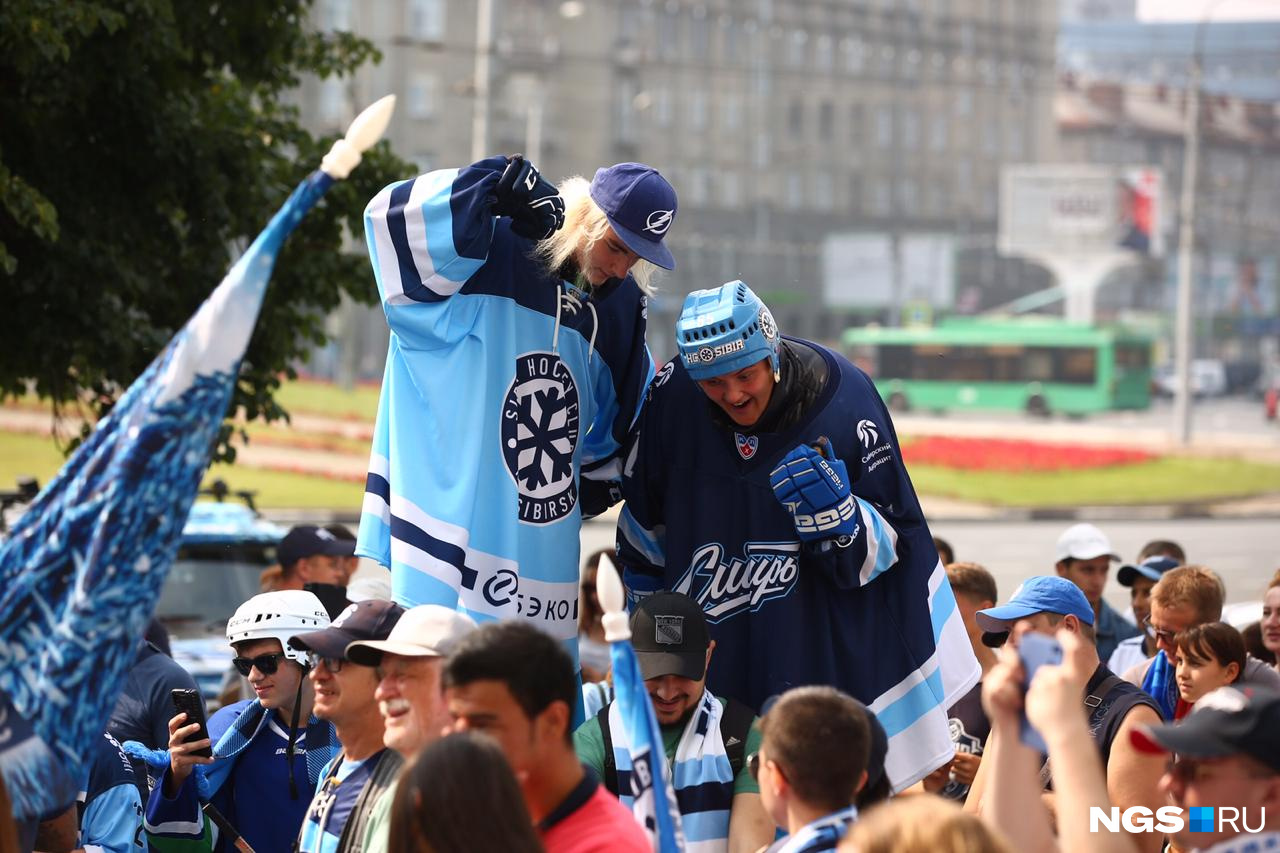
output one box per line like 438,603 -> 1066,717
617,340 -> 980,790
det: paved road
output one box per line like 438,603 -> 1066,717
581,516 -> 1276,613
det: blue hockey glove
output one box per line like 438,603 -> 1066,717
493,154 -> 566,240
769,443 -> 858,541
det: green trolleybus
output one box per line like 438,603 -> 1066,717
841,318 -> 1153,416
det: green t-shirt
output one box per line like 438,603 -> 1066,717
360,778 -> 395,853
573,694 -> 762,796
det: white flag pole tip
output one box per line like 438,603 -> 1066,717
596,553 -> 632,642
321,94 -> 397,180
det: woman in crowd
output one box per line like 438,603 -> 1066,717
1173,622 -> 1245,712
841,795 -> 1013,853
1262,572 -> 1280,674
388,732 -> 542,853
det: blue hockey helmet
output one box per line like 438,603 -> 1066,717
676,280 -> 781,382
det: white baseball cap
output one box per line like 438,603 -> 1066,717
1055,523 -> 1120,562
345,604 -> 477,665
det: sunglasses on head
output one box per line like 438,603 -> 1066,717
232,652 -> 289,677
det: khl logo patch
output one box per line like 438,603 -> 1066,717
856,419 -> 879,448
501,352 -> 580,524
735,432 -> 758,460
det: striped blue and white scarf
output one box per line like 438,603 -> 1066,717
609,690 -> 735,853
766,806 -> 858,853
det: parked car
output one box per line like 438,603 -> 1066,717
1151,359 -> 1228,399
159,493 -> 285,706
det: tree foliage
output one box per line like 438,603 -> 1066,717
0,0 -> 413,459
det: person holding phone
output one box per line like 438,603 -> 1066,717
143,590 -> 338,853
964,576 -> 1165,853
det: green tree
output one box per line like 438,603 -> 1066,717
0,1 -> 413,458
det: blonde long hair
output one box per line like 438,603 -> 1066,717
842,796 -> 1014,853
535,176 -> 659,295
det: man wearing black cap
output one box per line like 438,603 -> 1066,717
573,592 -> 774,853
1131,687 -> 1280,851
289,600 -> 406,853
274,524 -> 357,590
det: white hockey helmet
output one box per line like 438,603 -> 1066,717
226,590 -> 330,666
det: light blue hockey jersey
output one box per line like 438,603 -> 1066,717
357,158 -> 655,665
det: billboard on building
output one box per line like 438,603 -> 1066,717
999,165 -> 1164,259
822,233 -> 956,309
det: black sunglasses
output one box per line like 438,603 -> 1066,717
232,652 -> 288,677
1143,617 -> 1177,644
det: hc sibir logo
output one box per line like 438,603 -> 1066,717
501,352 -> 580,525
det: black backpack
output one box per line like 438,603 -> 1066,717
596,697 -> 755,796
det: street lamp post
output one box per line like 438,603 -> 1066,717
1173,2 -> 1224,445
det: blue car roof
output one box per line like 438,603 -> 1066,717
181,501 -> 285,545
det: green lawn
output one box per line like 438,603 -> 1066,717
0,430 -> 363,510
275,379 -> 379,421
908,456 -> 1280,506
4,426 -> 1278,511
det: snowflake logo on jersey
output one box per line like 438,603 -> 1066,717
735,432 -> 758,460
856,419 -> 879,448
673,541 -> 802,623
501,352 -> 580,525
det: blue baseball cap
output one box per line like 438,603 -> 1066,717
589,163 -> 677,270
975,576 -> 1095,633
1117,555 -> 1180,587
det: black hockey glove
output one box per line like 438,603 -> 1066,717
493,154 -> 566,240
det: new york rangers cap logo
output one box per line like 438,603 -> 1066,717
736,432 -> 758,460
654,615 -> 684,645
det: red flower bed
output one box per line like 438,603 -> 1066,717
901,436 -> 1155,472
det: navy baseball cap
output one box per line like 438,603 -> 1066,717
1117,555 -> 1180,587
278,524 -> 356,568
975,576 -> 1095,633
288,599 -> 405,660
589,163 -> 678,270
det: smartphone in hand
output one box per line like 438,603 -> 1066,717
1017,632 -> 1063,753
170,688 -> 213,758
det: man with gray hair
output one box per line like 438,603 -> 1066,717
343,604 -> 478,853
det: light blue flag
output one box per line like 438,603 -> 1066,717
0,96 -> 394,823
598,555 -> 685,852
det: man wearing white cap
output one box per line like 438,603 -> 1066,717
343,605 -> 478,853
1054,523 -> 1139,662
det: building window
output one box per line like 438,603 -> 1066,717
722,171 -> 742,208
955,89 -> 972,116
407,73 -> 439,120
787,173 -> 805,209
408,0 -> 445,41
722,93 -> 742,132
659,9 -> 681,59
688,89 -> 708,130
899,177 -> 918,214
1005,122 -> 1024,158
615,77 -> 638,140
813,173 -> 834,210
902,108 -> 920,150
849,174 -> 864,212
788,29 -> 808,68
321,0 -> 350,31
843,36 -> 866,74
814,34 -> 834,69
872,178 -> 892,215
875,105 -> 893,147
789,98 -> 805,137
819,101 -> 834,141
689,167 -> 711,206
653,88 -> 672,127
319,78 -> 349,124
930,114 -> 948,151
850,103 -> 865,144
